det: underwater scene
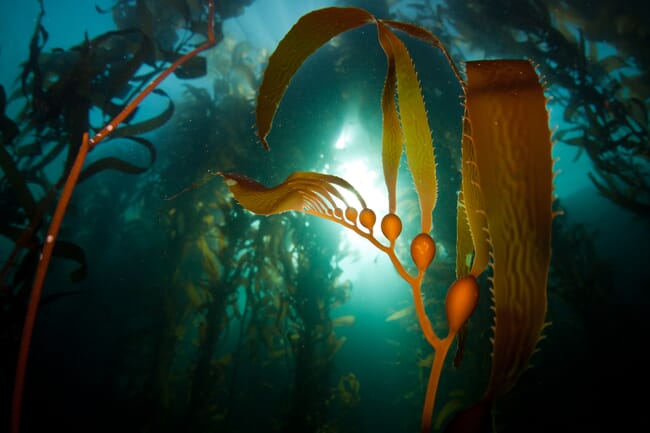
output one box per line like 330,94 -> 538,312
1,0 -> 649,432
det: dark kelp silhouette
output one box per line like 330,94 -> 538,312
221,7 -> 556,432
5,2 -> 218,432
412,0 -> 649,219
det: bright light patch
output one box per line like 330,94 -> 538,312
338,160 -> 386,214
335,127 -> 350,149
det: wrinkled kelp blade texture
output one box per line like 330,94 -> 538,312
463,60 -> 553,398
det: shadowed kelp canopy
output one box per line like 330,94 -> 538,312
7,2 -> 219,433
221,6 -> 556,433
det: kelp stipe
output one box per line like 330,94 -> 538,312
10,2 -> 217,433
221,7 -> 555,432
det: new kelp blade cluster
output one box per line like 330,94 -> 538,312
251,7 -> 438,234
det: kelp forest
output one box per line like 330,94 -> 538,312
0,1 -> 648,433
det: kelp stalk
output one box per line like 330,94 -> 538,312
10,2 -> 216,432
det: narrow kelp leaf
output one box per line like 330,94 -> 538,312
109,89 -> 175,138
0,146 -> 37,219
52,240 -> 88,282
219,171 -> 367,216
464,60 -> 553,398
455,192 -> 473,278
77,136 -> 156,183
377,21 -> 437,233
173,54 -> 207,79
0,84 -> 19,144
256,7 -> 374,149
460,115 -> 490,277
376,23 -> 401,215
382,20 -> 464,85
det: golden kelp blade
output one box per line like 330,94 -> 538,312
219,171 -> 366,216
455,192 -> 473,278
256,7 -> 374,149
376,22 -> 402,215
377,21 -> 438,234
464,60 -> 553,399
381,20 -> 464,85
460,115 -> 490,277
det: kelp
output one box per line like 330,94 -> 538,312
427,0 -> 649,218
1,13 -> 186,294
222,7 -> 555,432
6,2 -> 218,433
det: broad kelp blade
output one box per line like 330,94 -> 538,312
460,115 -> 490,277
379,25 -> 437,233
219,171 -> 365,216
256,7 -> 374,149
464,60 -> 553,398
376,22 -> 402,215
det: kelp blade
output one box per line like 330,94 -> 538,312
256,7 -> 374,149
376,22 -> 402,214
464,60 -> 553,398
219,171 -> 365,216
377,22 -> 437,233
460,115 -> 490,276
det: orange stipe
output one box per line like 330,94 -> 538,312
359,208 -> 377,231
380,213 -> 402,244
410,233 -> 436,272
445,275 -> 479,334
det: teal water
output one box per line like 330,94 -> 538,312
1,1 -> 648,432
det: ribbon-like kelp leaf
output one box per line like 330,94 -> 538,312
381,20 -> 464,85
0,224 -> 87,284
256,7 -> 375,149
0,85 -> 19,145
77,135 -> 156,183
459,115 -> 490,277
21,2 -> 48,100
172,54 -> 207,79
92,29 -> 152,92
376,22 -> 402,215
377,21 -> 437,233
52,240 -> 88,282
109,89 -> 175,138
455,191 -> 473,278
219,171 -> 367,216
0,146 -> 37,219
